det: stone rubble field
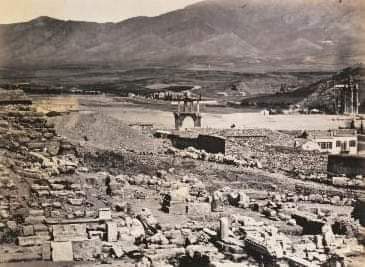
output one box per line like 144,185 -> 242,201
0,92 -> 364,267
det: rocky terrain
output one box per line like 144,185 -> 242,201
0,0 -> 364,265
0,89 -> 364,267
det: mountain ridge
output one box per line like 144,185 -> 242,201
0,0 -> 363,70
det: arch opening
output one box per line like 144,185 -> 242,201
181,116 -> 195,130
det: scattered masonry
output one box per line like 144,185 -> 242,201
0,90 -> 364,266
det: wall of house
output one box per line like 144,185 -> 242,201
314,136 -> 357,155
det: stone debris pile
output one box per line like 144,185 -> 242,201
4,162 -> 360,266
163,128 -> 329,186
227,136 -> 327,177
167,146 -> 262,169
0,104 -> 78,180
216,215 -> 363,267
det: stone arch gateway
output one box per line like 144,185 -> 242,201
173,98 -> 202,130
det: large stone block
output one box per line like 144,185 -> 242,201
52,224 -> 87,242
46,141 -> 60,156
29,209 -> 44,216
42,242 -> 52,260
106,222 -> 118,242
68,198 -> 83,206
0,246 -> 42,263
51,241 -> 73,262
24,215 -> 46,225
188,202 -> 211,216
98,208 -> 112,220
22,225 -> 34,236
27,142 -> 45,150
18,235 -> 49,246
167,201 -> 186,215
72,239 -> 102,261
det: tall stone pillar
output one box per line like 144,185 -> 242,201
344,87 -> 347,113
174,113 -> 182,130
220,217 -> 229,241
194,116 -> 202,127
355,84 -> 359,115
351,86 -> 354,114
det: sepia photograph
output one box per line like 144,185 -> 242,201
0,0 -> 364,266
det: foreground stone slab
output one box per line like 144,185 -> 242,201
52,224 -> 87,242
106,221 -> 118,242
42,242 -> 52,260
51,241 -> 73,262
73,239 -> 102,261
99,208 -> 112,220
17,235 -> 50,246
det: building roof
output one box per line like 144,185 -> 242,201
306,129 -> 357,139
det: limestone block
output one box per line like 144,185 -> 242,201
51,241 -> 73,262
130,219 -> 145,239
6,220 -> 17,231
42,242 -> 52,260
18,235 -> 49,246
72,239 -> 102,261
220,217 -> 229,241
22,225 -> 34,236
98,208 -> 112,220
68,198 -> 83,206
106,222 -> 118,242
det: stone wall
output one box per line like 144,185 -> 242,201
0,89 -> 32,106
169,134 -> 225,154
197,135 -> 225,154
0,105 -> 76,178
170,135 -> 198,150
328,154 -> 365,177
0,102 -> 78,236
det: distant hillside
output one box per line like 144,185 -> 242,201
299,64 -> 365,113
0,0 -> 364,70
241,64 -> 365,113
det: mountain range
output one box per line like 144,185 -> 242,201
0,0 -> 364,70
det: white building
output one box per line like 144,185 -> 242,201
306,129 -> 358,155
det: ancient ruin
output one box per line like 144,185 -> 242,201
173,97 -> 202,130
0,1 -> 365,266
0,87 -> 363,267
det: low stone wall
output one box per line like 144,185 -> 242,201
170,135 -> 198,150
197,134 -> 225,154
0,89 -> 32,105
169,134 -> 225,154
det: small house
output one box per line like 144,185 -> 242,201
305,129 -> 358,155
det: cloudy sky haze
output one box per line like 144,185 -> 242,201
0,0 -> 203,24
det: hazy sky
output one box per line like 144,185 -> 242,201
0,0 -> 203,24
